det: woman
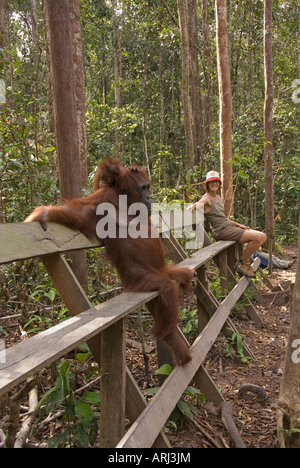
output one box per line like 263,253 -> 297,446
188,170 -> 267,278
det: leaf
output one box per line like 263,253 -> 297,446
75,400 -> 93,427
59,360 -> 71,395
80,392 -> 100,404
73,426 -> 90,447
44,146 -> 56,153
184,386 -> 205,403
47,432 -> 69,448
177,399 -> 197,420
75,352 -> 92,363
155,364 -> 172,376
46,289 -> 56,302
143,386 -> 160,395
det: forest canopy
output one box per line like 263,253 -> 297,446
0,0 -> 299,242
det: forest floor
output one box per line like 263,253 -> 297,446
127,245 -> 298,449
169,245 -> 298,449
0,245 -> 297,449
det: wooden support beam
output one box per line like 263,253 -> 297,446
218,249 -> 228,292
100,319 -> 126,447
125,370 -> 171,448
226,265 -> 263,324
0,291 -> 158,395
0,222 -> 100,265
118,276 -> 251,448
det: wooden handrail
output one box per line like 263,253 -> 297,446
0,217 -> 261,448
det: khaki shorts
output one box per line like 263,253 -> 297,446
213,224 -> 245,242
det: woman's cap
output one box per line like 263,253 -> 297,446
205,171 -> 221,183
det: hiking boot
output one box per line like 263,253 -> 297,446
234,260 -> 256,279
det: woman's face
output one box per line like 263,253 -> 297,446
208,180 -> 220,191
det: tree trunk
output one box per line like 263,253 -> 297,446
264,0 -> 275,271
69,0 -> 88,189
177,0 -> 195,171
215,0 -> 233,217
0,0 -> 8,224
201,0 -> 212,163
43,0 -> 87,288
187,0 -> 203,169
298,0 -> 300,77
29,0 -> 40,65
245,1 -> 253,108
0,0 -> 7,50
277,220 -> 300,448
111,0 -> 124,160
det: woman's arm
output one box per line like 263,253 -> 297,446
187,195 -> 211,212
229,219 -> 251,230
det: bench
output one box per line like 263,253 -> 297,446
0,212 -> 261,448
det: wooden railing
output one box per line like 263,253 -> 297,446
0,213 -> 262,448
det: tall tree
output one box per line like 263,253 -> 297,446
43,0 -> 87,287
215,0 -> 233,216
69,0 -> 88,189
29,0 -> 40,65
187,0 -> 203,169
298,0 -> 300,77
111,0 -> 124,160
0,0 -> 8,224
0,0 -> 7,50
177,0 -> 195,171
264,0 -> 275,269
201,0 -> 212,161
277,218 -> 300,448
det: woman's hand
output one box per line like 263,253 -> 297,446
230,220 -> 251,230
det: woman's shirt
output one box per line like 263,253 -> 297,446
203,195 -> 231,232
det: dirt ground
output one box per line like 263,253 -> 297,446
168,245 -> 298,449
0,245 -> 297,448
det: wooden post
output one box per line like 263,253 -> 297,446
42,253 -> 102,363
218,249 -> 228,293
100,319 -> 126,447
227,243 -> 236,274
196,264 -> 211,332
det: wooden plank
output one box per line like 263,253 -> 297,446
43,253 -> 169,445
100,319 -> 126,447
125,369 -> 171,448
161,232 -> 186,263
0,221 -> 232,269
193,366 -> 224,406
161,235 -> 238,404
42,253 -> 91,313
117,276 -> 251,448
196,275 -> 255,360
177,240 -> 235,271
196,258 -> 261,359
42,253 -> 104,365
0,222 -> 100,264
218,249 -> 228,291
0,292 -> 157,395
226,265 -> 262,324
151,209 -> 199,233
177,325 -> 225,406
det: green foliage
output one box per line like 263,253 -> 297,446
37,360 -> 100,448
143,364 -> 205,431
224,329 -> 253,364
0,0 -> 298,238
180,307 -> 198,340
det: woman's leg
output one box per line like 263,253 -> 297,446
239,230 -> 267,263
